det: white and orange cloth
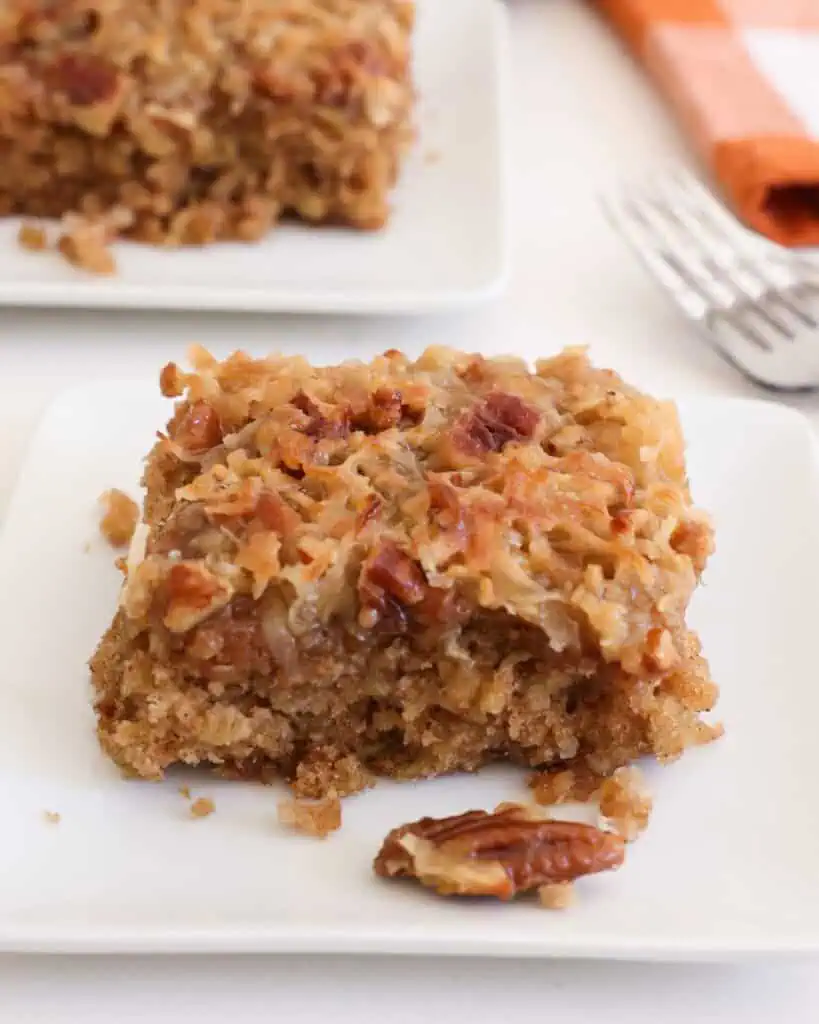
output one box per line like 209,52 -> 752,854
594,0 -> 819,246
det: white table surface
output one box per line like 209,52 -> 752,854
1,0 -> 817,1018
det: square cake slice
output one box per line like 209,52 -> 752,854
91,346 -> 720,797
0,0 -> 414,251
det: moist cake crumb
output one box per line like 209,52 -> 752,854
598,767 -> 653,842
278,795 -> 342,838
538,882 -> 575,910
98,489 -> 139,547
59,221 -> 116,275
528,766 -> 602,806
190,797 -> 215,819
530,764 -> 654,842
18,222 -> 48,251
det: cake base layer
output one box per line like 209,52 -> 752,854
92,609 -> 717,798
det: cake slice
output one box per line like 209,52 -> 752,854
90,345 -> 720,797
0,0 -> 414,260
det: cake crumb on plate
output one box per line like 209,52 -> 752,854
18,223 -> 48,251
538,882 -> 575,910
598,767 -> 653,842
528,766 -> 603,806
278,795 -> 341,839
98,489 -> 139,548
190,797 -> 214,819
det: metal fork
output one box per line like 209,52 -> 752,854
603,169 -> 819,391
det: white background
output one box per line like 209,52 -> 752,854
0,0 -> 817,1018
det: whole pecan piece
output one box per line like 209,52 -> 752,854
374,805 -> 625,899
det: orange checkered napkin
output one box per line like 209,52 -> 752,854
595,0 -> 819,246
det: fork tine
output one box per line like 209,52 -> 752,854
665,169 -> 819,327
653,189 -> 794,338
629,188 -> 742,308
608,188 -> 775,350
604,168 -> 819,388
601,189 -> 709,319
667,169 -> 768,255
652,172 -> 818,336
656,178 -> 757,273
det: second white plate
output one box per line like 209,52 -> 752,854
0,383 -> 818,958
0,0 -> 507,313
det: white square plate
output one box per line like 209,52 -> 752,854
0,0 -> 507,314
0,382 -> 818,959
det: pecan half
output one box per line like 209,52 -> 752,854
374,805 -> 625,899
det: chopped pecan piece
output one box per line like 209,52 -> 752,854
359,540 -> 426,618
414,584 -> 471,630
278,795 -> 342,839
172,401 -> 223,454
163,562 -> 233,632
352,386 -> 403,432
450,392 -> 540,460
159,362 -> 185,397
255,491 -> 301,536
47,54 -> 119,106
427,478 -> 468,536
374,805 -> 625,899
291,391 -> 349,440
351,385 -> 426,433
